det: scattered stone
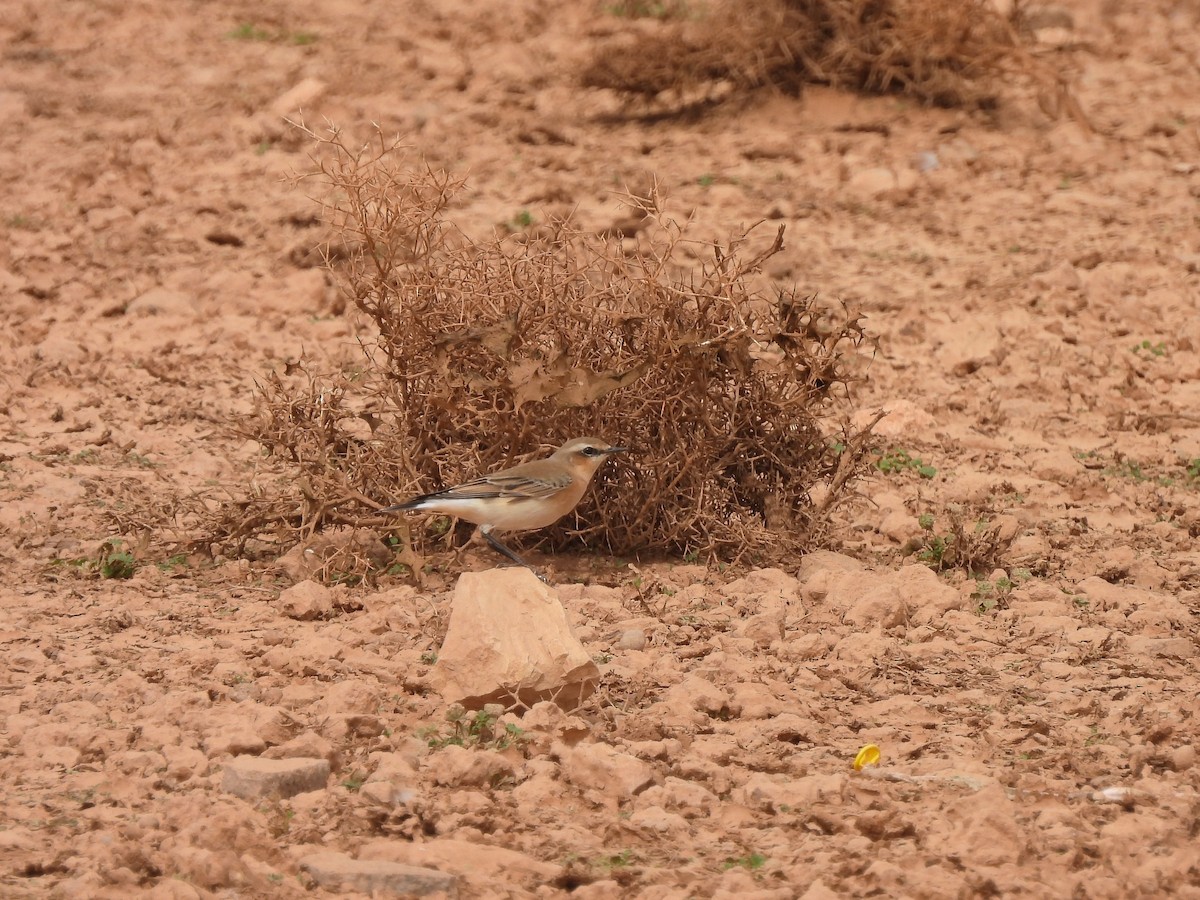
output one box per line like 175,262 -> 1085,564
563,742 -> 656,799
300,852 -> 455,896
147,879 -> 204,900
938,782 -> 1021,867
799,880 -> 842,900
572,880 -> 623,900
521,701 -> 591,746
428,744 -> 515,788
938,317 -> 1002,376
861,399 -> 939,438
429,568 -> 599,709
275,528 -> 394,583
846,166 -> 897,198
797,550 -> 864,584
616,628 -> 647,651
262,730 -> 337,767
665,675 -> 731,719
629,805 -> 689,833
1032,448 -> 1083,483
368,750 -> 420,786
221,755 -> 329,800
271,77 -> 326,118
1171,745 -> 1196,772
126,287 -> 194,317
361,837 -> 562,885
201,727 -> 266,758
277,579 -> 333,620
161,743 -> 208,783
640,776 -> 719,817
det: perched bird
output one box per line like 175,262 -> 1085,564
380,437 -> 627,572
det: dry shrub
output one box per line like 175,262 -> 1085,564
583,0 -> 1085,114
908,505 -> 1019,576
197,125 -> 877,571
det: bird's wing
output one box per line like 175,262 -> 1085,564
429,469 -> 573,502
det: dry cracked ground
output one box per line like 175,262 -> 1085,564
2,0 -> 1200,897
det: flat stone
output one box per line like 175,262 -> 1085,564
300,852 -> 455,896
221,755 -> 329,800
563,742 -> 656,799
361,837 -> 562,885
277,579 -> 333,620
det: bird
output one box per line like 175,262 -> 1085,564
380,437 -> 627,574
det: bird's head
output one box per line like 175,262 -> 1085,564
555,436 -> 628,476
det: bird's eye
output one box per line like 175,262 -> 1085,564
581,446 -> 600,457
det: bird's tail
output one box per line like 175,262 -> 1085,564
378,498 -> 427,514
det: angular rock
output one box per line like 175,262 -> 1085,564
361,837 -> 562,885
428,744 -> 515,788
262,730 -> 337,767
665,675 -> 731,719
430,568 -> 599,709
277,579 -> 333,621
938,782 -> 1021,867
807,563 -> 961,628
126,287 -> 194,317
629,805 -> 688,832
563,742 -> 656,798
221,755 -> 329,800
300,852 -> 455,896
797,550 -> 864,584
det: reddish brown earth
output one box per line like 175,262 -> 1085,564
3,1 -> 1200,897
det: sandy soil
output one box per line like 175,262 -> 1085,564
2,0 -> 1200,897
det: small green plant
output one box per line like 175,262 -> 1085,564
99,541 -> 137,579
877,449 -> 936,478
723,852 -> 766,871
227,23 -> 272,40
1105,457 -> 1147,482
1185,458 -> 1200,480
156,553 -> 190,572
227,23 -> 318,44
419,704 -> 528,751
1131,339 -> 1166,357
606,0 -> 687,19
910,510 -> 1017,577
970,569 -> 1028,615
5,213 -> 38,230
593,849 -> 634,871
341,772 -> 366,791
917,532 -> 950,569
510,209 -> 535,229
126,451 -> 156,468
697,173 -> 716,187
420,650 -> 438,665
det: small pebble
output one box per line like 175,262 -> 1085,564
616,629 -> 647,651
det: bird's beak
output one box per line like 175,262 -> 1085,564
377,504 -> 404,514
605,446 -> 629,455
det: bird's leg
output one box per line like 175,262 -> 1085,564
481,528 -> 550,584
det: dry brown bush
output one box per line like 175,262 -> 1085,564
583,0 -> 1086,115
179,125 -> 878,575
